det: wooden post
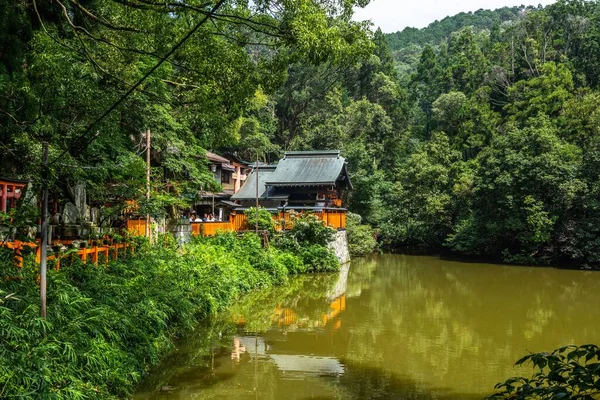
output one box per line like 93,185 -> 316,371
255,152 -> 259,235
146,128 -> 151,239
1,183 -> 7,212
14,240 -> 23,268
40,142 -> 49,318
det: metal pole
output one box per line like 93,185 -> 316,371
146,129 -> 151,239
40,142 -> 49,318
255,152 -> 259,234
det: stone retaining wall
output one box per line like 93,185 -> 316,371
329,230 -> 350,265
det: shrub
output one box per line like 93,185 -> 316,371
489,345 -> 600,399
346,212 -> 378,257
244,207 -> 275,234
276,252 -> 307,274
0,232 -> 297,399
288,213 -> 335,246
300,244 -> 339,273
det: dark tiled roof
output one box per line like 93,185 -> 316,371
265,151 -> 351,187
231,165 -> 278,200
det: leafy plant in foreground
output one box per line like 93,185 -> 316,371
489,345 -> 600,399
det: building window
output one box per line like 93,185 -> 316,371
222,172 -> 230,184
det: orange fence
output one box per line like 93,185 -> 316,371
188,209 -> 347,237
1,240 -> 134,270
317,210 -> 346,230
191,221 -> 234,237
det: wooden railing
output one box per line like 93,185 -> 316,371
190,221 -> 233,237
188,209 -> 347,237
1,239 -> 134,270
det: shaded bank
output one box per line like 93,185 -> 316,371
0,230 -> 339,399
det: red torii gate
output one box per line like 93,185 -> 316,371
0,177 -> 28,213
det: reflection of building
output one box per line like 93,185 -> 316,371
231,331 -> 346,376
270,294 -> 346,331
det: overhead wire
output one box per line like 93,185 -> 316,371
48,0 -> 227,167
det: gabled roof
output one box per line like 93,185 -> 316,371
231,165 -> 278,200
264,151 -> 352,188
223,153 -> 251,166
205,151 -> 230,164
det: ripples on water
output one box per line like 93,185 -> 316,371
134,254 -> 600,399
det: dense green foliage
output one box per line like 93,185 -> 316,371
256,0 -> 600,266
0,0 -> 372,217
490,345 -> 600,399
385,6 -> 524,79
274,213 -> 340,272
244,207 -> 276,234
0,230 -> 339,399
346,212 -> 378,256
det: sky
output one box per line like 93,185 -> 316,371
353,0 -> 557,33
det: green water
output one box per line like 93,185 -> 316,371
134,254 -> 600,399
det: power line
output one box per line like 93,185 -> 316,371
49,0 -> 227,166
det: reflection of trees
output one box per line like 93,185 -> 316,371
337,360 -> 481,400
345,256 -> 378,297
137,254 -> 600,399
340,255 -> 600,396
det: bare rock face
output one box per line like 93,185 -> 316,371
73,183 -> 89,221
90,207 -> 99,226
63,202 -> 80,225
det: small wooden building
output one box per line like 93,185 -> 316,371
231,150 -> 352,209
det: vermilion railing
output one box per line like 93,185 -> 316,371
189,209 -> 347,237
1,240 -> 134,270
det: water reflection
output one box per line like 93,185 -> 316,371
135,254 -> 600,399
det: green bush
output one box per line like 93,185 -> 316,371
0,222 -> 344,399
300,244 -> 339,272
346,212 -> 378,257
244,207 -> 275,234
288,213 -> 335,246
489,345 -> 600,399
276,252 -> 307,274
0,233 -> 293,399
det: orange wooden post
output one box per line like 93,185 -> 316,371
92,246 -> 99,265
55,254 -> 61,271
35,243 -> 41,264
80,247 -> 87,264
14,240 -> 23,268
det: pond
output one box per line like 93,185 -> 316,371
134,254 -> 600,399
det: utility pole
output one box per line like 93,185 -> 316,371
255,152 -> 259,235
40,142 -> 49,318
146,129 -> 151,239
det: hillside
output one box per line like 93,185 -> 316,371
384,6 -> 529,79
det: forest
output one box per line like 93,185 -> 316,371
3,0 -> 600,398
283,0 -> 600,266
2,0 -> 600,265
